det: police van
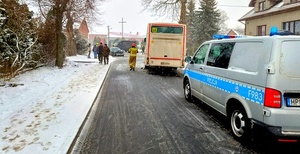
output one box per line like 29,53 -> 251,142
183,30 -> 300,142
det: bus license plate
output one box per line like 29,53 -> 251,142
287,98 -> 300,107
161,62 -> 170,65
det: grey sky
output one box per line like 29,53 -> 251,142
91,0 -> 253,35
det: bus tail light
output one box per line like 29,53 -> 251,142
264,88 -> 281,108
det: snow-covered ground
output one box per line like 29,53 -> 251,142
0,55 -> 113,154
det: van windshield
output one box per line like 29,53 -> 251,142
280,40 -> 300,78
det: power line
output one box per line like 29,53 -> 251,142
218,4 -> 251,8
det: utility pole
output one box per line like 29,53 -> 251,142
119,17 -> 126,39
107,25 -> 110,47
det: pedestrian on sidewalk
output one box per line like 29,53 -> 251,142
98,42 -> 104,64
141,44 -> 145,55
103,44 -> 110,65
92,43 -> 98,59
87,43 -> 91,58
128,43 -> 138,71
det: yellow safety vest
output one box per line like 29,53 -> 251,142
129,47 -> 138,56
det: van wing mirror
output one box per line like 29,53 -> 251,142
185,56 -> 192,63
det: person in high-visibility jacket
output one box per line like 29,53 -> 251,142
128,43 -> 138,71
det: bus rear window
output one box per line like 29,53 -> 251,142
151,26 -> 183,34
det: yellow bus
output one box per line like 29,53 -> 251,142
144,22 -> 186,72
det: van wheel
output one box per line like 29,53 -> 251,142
184,80 -> 192,102
230,106 -> 250,141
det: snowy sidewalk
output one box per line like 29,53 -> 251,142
0,55 -> 112,153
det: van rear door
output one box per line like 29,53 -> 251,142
264,38 -> 300,132
271,39 -> 300,102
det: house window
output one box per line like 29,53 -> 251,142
259,1 -> 265,11
257,25 -> 266,36
283,22 -> 289,31
283,20 -> 300,35
296,21 -> 300,35
290,22 -> 294,33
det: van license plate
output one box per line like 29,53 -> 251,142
287,98 -> 300,107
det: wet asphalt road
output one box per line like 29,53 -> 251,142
76,54 -> 300,154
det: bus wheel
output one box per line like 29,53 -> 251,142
184,80 -> 192,102
230,106 -> 251,141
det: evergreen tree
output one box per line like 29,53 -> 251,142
0,0 -> 39,78
0,0 -> 9,76
74,29 -> 88,55
193,0 -> 220,46
0,0 -> 6,28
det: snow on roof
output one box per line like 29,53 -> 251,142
239,2 -> 300,21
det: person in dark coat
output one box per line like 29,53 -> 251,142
98,42 -> 104,64
103,44 -> 110,65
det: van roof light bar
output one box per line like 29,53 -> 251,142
270,26 -> 295,36
213,34 -> 246,40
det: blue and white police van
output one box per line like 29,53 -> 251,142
183,29 -> 300,142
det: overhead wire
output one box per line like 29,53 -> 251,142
217,4 -> 251,8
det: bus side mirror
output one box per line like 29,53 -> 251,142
144,38 -> 146,42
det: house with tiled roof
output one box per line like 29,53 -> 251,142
227,29 -> 241,35
239,0 -> 300,36
78,18 -> 89,39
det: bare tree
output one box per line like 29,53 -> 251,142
179,0 -> 187,24
54,1 -> 68,68
233,25 -> 245,35
217,10 -> 229,34
141,0 -> 188,24
186,0 -> 196,55
33,0 -> 103,67
65,9 -> 76,56
65,0 -> 104,56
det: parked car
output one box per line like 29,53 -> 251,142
115,40 -> 138,52
110,47 -> 125,56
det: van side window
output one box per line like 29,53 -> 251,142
207,43 -> 235,69
193,44 -> 209,64
229,42 -> 263,72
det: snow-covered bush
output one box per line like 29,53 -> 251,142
74,29 -> 88,55
0,0 -> 40,79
